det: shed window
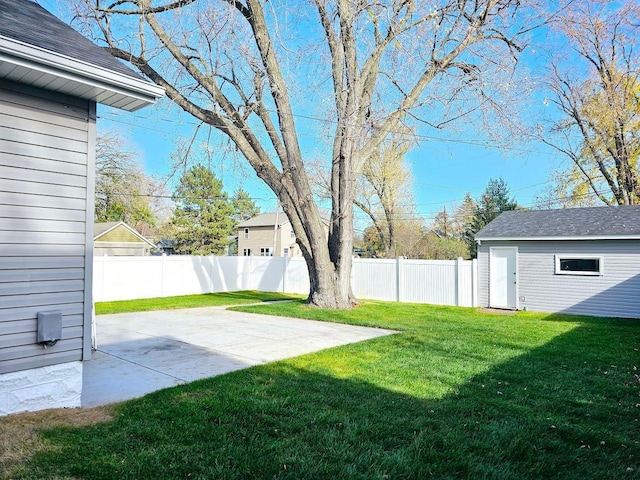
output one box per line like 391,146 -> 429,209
555,255 -> 603,275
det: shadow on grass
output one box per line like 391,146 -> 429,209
18,316 -> 640,480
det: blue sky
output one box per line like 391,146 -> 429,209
42,0 -> 570,228
97,98 -> 567,228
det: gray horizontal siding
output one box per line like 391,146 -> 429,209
0,245 -> 86,257
0,190 -> 86,211
0,314 -> 84,336
0,139 -> 87,165
0,161 -> 87,188
0,326 -> 82,348
479,240 -> 640,319
0,257 -> 85,269
0,218 -> 85,233
0,291 -> 84,310
0,267 -> 85,282
0,83 -> 90,374
0,303 -> 84,323
0,279 -> 85,296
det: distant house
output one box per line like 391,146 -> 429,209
155,238 -> 177,256
475,206 -> 640,319
237,212 -> 301,257
94,222 -> 156,256
0,0 -> 163,415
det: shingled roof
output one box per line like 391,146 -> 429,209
475,205 -> 640,241
0,0 -> 164,110
237,213 -> 290,229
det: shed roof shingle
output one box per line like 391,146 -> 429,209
475,206 -> 640,240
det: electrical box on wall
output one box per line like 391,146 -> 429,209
37,310 -> 62,347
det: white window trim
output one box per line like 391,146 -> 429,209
244,228 -> 249,239
554,255 -> 603,276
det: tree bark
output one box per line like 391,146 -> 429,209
81,0 -> 531,308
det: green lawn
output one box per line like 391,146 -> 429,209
94,290 -> 299,315
2,299 -> 639,479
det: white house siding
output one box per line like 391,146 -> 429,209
0,83 -> 93,383
479,240 -> 640,318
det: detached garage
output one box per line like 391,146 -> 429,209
475,206 -> 640,319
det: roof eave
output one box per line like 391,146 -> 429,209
0,35 -> 164,111
94,221 -> 156,247
475,235 -> 640,242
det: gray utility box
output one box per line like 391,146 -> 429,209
37,310 -> 62,346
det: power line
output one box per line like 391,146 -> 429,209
100,104 -> 552,156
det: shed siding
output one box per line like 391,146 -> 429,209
479,240 -> 640,318
0,83 -> 91,374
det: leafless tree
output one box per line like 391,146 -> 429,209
539,0 -> 640,205
95,130 -> 171,230
354,132 -> 415,258
75,0 -> 538,308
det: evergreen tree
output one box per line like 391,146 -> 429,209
171,165 -> 235,255
231,188 -> 261,224
463,178 -> 518,257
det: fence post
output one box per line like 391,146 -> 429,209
456,257 -> 464,307
160,253 -> 166,298
282,256 -> 288,293
396,256 -> 404,302
245,255 -> 252,290
472,258 -> 478,307
209,255 -> 215,294
100,254 -> 107,302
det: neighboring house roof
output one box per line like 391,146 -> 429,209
0,0 -> 164,111
475,205 -> 640,241
426,229 -> 446,238
237,213 -> 290,228
94,221 -> 156,247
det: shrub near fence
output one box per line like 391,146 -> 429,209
93,255 -> 478,307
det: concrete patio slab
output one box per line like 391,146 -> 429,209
82,306 -> 395,408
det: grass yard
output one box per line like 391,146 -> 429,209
94,290 -> 299,315
1,299 -> 639,479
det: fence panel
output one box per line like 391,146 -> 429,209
94,256 -> 164,301
161,256 -> 212,297
352,258 -> 398,301
284,258 -> 310,294
248,257 -> 285,292
402,259 -> 457,305
212,256 -> 243,292
94,255 -> 477,306
457,259 -> 477,307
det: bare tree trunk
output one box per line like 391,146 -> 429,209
79,0 -> 533,308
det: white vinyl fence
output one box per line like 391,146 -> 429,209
93,255 -> 478,307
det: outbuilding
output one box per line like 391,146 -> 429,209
475,206 -> 640,319
0,0 -> 163,415
94,222 -> 157,256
